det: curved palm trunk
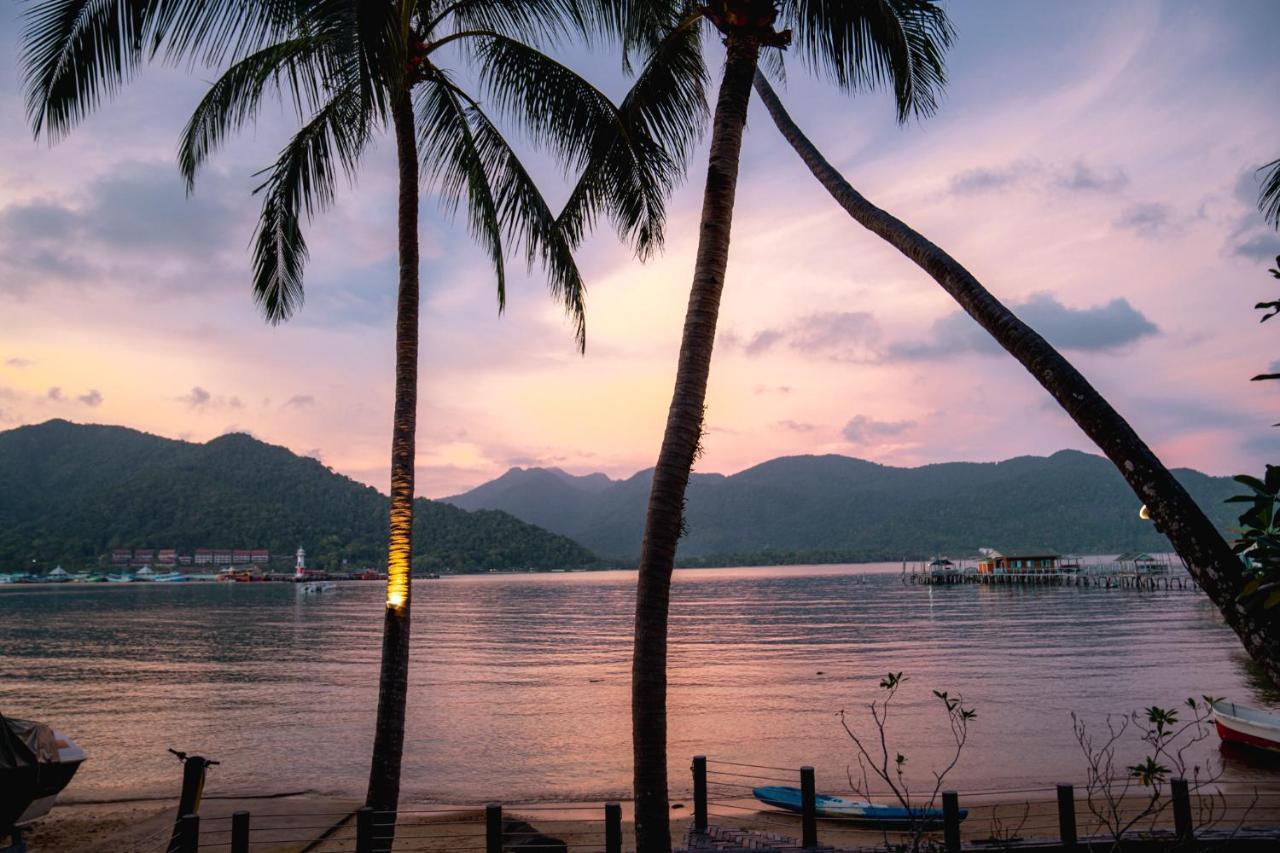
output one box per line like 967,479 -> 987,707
366,85 -> 421,839
632,36 -> 760,853
753,72 -> 1280,686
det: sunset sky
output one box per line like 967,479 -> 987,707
2,1 -> 1278,498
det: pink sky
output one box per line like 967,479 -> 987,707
1,2 -> 1278,497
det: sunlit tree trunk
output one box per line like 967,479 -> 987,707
754,71 -> 1280,686
632,36 -> 761,853
366,84 -> 420,840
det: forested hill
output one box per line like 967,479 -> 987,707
444,451 -> 1243,563
0,420 -> 595,572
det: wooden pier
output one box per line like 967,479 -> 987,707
909,569 -> 1196,591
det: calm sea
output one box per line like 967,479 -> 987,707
1,564 -> 1276,804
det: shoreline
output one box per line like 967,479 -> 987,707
24,787 -> 1280,852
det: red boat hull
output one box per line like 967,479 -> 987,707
1216,719 -> 1280,753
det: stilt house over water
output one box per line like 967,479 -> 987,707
977,548 -> 1061,575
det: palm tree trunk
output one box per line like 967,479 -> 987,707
753,72 -> 1280,686
365,84 -> 420,836
632,36 -> 760,853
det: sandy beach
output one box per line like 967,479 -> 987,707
20,786 -> 1280,852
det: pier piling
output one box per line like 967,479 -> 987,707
799,766 -> 817,848
942,791 -> 961,852
605,802 -> 622,853
693,755 -> 708,834
176,814 -> 198,853
355,806 -> 373,853
1056,784 -> 1078,852
231,810 -> 249,853
1172,778 -> 1193,842
486,803 -> 503,853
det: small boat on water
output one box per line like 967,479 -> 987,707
106,574 -> 133,583
1,714 -> 87,834
753,786 -> 965,828
1212,700 -> 1280,753
151,572 -> 189,583
299,581 -> 337,594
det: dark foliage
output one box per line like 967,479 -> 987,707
0,420 -> 595,573
446,451 -> 1240,562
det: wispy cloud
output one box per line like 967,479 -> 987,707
842,415 -> 916,446
887,294 -> 1159,360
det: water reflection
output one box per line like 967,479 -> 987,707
0,565 -> 1273,804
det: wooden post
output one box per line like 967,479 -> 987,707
356,806 -> 373,853
1056,784 -> 1077,851
605,802 -> 622,853
800,766 -> 817,848
231,810 -> 250,853
942,791 -> 961,852
178,814 -> 198,853
486,803 -> 502,853
692,755 -> 708,833
1171,778 -> 1193,841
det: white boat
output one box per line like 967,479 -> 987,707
105,574 -> 133,583
151,572 -> 189,583
0,575 -> 12,585
1212,700 -> 1280,753
299,581 -> 337,594
2,714 -> 87,832
133,566 -> 155,582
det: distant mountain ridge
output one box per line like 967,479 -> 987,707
0,420 -> 596,572
444,450 -> 1243,563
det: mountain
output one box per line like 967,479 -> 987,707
444,451 -> 1244,563
0,420 -> 596,572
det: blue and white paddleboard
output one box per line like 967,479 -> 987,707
752,786 -> 966,828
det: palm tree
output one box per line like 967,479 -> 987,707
611,2 -> 953,849
22,0 -> 690,836
750,72 -> 1280,686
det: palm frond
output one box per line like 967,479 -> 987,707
557,10 -> 707,258
1260,158 -> 1280,230
472,33 -> 623,175
420,0 -> 581,43
21,0 -> 296,140
779,0 -> 953,121
250,84 -> 372,323
421,71 -> 587,350
416,70 -> 507,312
178,34 -> 345,190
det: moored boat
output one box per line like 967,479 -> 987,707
1212,700 -> 1280,753
299,581 -> 337,594
151,572 -> 189,583
752,785 -> 965,828
1,714 -> 87,833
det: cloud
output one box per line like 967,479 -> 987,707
46,386 -> 62,401
950,164 -> 1030,194
0,161 -> 241,297
1054,161 -> 1129,193
283,394 -> 316,409
179,386 -> 212,408
4,357 -> 32,368
753,384 -> 792,395
731,312 -> 882,363
1115,203 -> 1175,237
77,389 -> 103,407
842,415 -> 915,445
776,420 -> 819,433
949,159 -> 1129,197
1232,233 -> 1280,262
888,293 -> 1159,359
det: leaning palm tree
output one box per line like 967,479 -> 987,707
22,0 -> 692,836
752,72 -> 1280,687
606,2 -> 953,849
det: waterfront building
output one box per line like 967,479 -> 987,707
110,549 -> 131,564
193,549 -> 213,565
250,549 -> 270,564
977,548 -> 1060,575
213,549 -> 233,565
232,549 -> 252,564
157,549 -> 177,565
